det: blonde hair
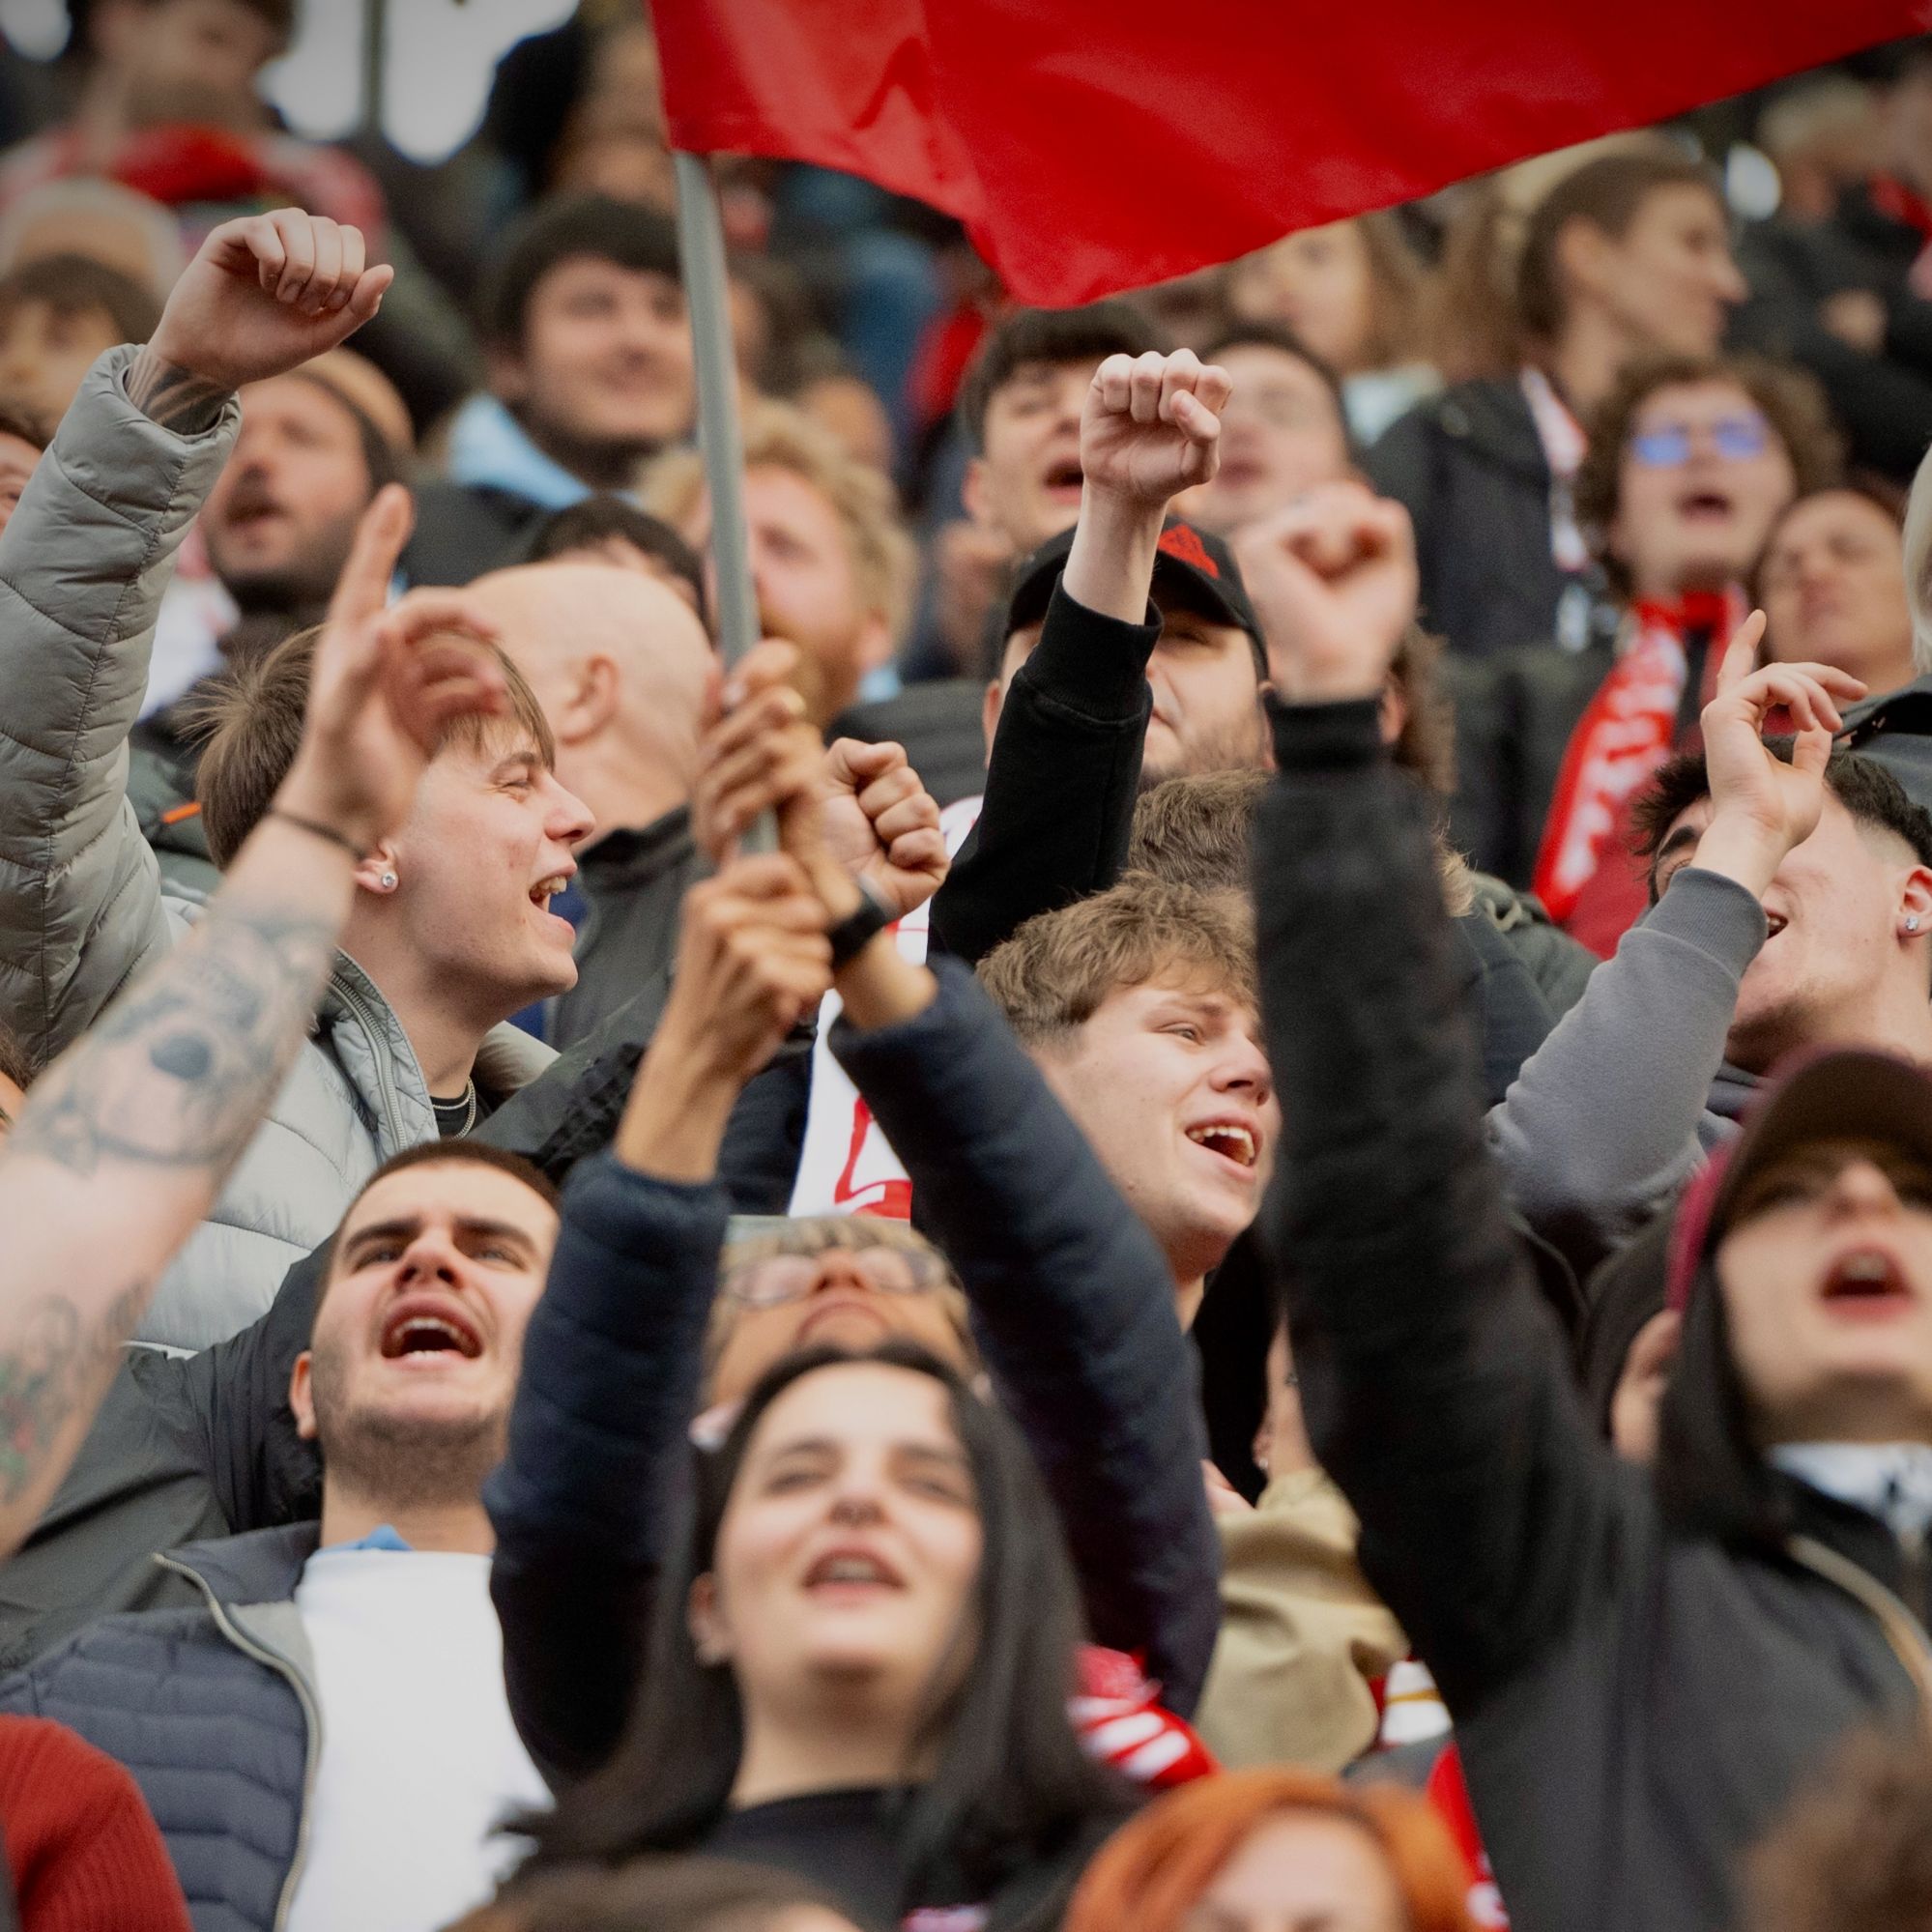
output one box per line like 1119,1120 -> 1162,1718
641,398 -> 916,641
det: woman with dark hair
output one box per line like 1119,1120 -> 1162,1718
1062,1768 -> 1475,1932
1370,145 -> 1747,659
519,1342 -> 1128,1932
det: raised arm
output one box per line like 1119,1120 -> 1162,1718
1234,496 -> 1626,1709
0,210 -> 392,1064
0,485 -> 505,1563
487,852 -> 832,1780
701,645 -> 1224,1714
1487,620 -> 1864,1279
932,349 -> 1228,964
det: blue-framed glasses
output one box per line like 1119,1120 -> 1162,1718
1629,413 -> 1772,468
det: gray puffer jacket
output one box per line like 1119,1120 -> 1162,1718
0,350 -> 555,1350
0,1524 -> 321,1932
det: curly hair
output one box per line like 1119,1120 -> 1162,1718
1573,352 -> 1844,597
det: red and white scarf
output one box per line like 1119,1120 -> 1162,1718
1532,591 -> 1739,928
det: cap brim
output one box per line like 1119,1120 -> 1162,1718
1709,1048 -> 1932,1240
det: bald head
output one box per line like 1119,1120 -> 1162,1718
470,561 -> 714,833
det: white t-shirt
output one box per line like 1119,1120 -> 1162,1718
285,1544 -> 552,1932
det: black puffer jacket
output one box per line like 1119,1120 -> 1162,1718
1255,695 -> 1931,1932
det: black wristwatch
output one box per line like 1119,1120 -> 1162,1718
827,875 -> 898,967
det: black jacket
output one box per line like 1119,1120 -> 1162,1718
400,478 -> 547,587
1368,377 -> 1611,660
488,959 -> 1221,1786
551,808 -> 708,1053
932,582 -> 1156,968
0,1524 -> 322,1932
0,1255 -> 325,1673
1254,695 -> 1931,1932
1840,673 -> 1932,819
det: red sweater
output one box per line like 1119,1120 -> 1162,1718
0,1717 -> 190,1932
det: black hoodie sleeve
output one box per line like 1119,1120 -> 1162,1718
829,958 -> 1221,1714
1254,696 -> 1626,1711
485,1154 -> 725,1781
930,580 -> 1159,965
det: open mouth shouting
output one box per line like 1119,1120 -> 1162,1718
379,1294 -> 485,1365
1041,453 -> 1083,508
528,871 -> 575,931
1819,1247 -> 1918,1322
803,1543 -> 906,1600
1185,1118 -> 1261,1175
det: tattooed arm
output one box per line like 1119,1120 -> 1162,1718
0,484 -> 507,1562
0,824 -> 349,1549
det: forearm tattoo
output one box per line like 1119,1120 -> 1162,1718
121,344 -> 231,434
0,896 -> 334,1505
10,900 -> 336,1178
0,1283 -> 144,1505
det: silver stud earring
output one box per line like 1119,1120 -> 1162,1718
1910,917 -> 1921,934
379,870 -> 397,891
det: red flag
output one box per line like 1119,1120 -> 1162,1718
651,0 -> 1928,305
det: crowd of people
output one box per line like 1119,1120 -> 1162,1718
7,3 -> 1932,1930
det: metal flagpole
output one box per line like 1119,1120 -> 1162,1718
672,149 -> 775,851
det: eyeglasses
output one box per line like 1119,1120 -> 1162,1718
720,1245 -> 956,1310
1629,413 -> 1772,468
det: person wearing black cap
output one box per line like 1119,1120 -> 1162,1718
932,345 -> 1258,966
1249,480 -> 1932,1932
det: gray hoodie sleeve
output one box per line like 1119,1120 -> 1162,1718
1486,867 -> 1766,1276
0,347 -> 240,1066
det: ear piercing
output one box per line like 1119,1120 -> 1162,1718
379,871 -> 397,891
1911,916 -> 1921,934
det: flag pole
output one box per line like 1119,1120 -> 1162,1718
673,149 -> 776,852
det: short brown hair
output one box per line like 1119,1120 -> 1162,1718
642,399 -> 916,641
192,623 -> 558,867
1129,770 -> 1267,894
1745,1727 -> 1932,1932
1516,148 -> 1724,343
1573,352 -> 1844,597
977,875 -> 1254,1047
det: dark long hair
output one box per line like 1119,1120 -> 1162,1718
522,1341 -> 1121,1919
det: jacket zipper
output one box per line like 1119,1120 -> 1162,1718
1787,1533 -> 1932,1727
329,970 -> 411,1150
155,1554 -> 323,1932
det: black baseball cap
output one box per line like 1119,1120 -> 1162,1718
996,515 -> 1267,675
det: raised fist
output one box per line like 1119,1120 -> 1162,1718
1080,348 -> 1232,510
1231,481 -> 1419,703
146,210 -> 393,395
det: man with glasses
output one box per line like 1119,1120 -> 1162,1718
1453,351 -> 1844,945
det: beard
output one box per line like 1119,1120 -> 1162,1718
305,1337 -> 507,1514
1139,710 -> 1272,792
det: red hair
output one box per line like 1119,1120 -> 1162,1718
1065,1768 -> 1475,1932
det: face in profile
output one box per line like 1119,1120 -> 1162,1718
1585,185 -> 1746,358
382,729 -> 594,1019
1716,1136 -> 1932,1445
1181,1809 -> 1411,1932
690,1361 -> 984,1725
1652,792 -> 1929,1077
